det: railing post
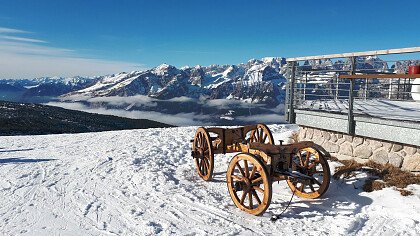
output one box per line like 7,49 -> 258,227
287,61 -> 297,123
348,56 -> 356,135
335,74 -> 339,100
303,72 -> 307,101
364,78 -> 368,100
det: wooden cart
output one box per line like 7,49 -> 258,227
191,124 -> 331,215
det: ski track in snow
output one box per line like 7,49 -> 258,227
0,124 -> 419,235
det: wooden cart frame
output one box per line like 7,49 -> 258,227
191,124 -> 331,215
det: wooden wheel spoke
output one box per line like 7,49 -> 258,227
305,154 -> 310,167
251,176 -> 262,184
235,163 -> 246,178
262,133 -> 267,142
240,190 -> 248,204
203,138 -> 208,149
252,131 -> 257,142
202,159 -> 208,175
252,190 -> 261,204
258,129 -> 263,141
253,186 -> 264,193
255,129 -> 259,141
307,162 -> 318,170
203,158 -> 210,170
203,164 -> 207,175
248,192 -> 253,209
231,175 -> 243,181
249,166 -> 256,179
199,133 -> 204,147
309,182 -> 316,192
244,160 -> 249,177
313,178 -> 322,186
298,181 -> 305,192
297,152 -> 304,167
199,159 -> 204,174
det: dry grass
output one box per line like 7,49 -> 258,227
333,159 -> 420,196
290,132 -> 299,143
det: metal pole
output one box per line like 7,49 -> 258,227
303,72 -> 307,101
287,61 -> 297,123
388,79 -> 392,99
335,74 -> 339,100
348,57 -> 356,135
364,78 -> 368,100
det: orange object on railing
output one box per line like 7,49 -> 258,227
409,65 -> 420,74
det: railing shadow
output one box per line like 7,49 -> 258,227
0,157 -> 56,164
0,148 -> 35,153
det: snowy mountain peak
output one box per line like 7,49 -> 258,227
153,63 -> 180,76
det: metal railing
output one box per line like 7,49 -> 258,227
284,47 -> 420,135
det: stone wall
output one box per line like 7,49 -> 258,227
298,126 -> 420,172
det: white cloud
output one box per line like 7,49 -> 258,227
167,96 -> 196,102
47,101 -> 214,126
0,26 -> 145,79
88,95 -> 158,107
236,113 -> 285,124
204,99 -> 263,108
0,35 -> 47,43
0,27 -> 28,34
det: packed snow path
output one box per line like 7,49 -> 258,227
0,125 -> 419,235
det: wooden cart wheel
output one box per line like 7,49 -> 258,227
227,153 -> 272,215
248,123 -> 274,144
192,127 -> 214,181
286,147 -> 330,199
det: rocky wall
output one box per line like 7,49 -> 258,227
298,126 -> 420,172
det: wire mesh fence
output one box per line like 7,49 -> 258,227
284,50 -> 420,131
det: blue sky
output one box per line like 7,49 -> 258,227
0,0 -> 419,78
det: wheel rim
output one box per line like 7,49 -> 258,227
286,147 -> 330,199
248,124 -> 274,144
192,127 -> 214,181
227,153 -> 272,215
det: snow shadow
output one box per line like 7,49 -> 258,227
269,177 -> 374,221
210,171 -> 227,183
0,148 -> 34,153
0,157 -> 56,164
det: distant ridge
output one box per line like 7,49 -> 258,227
0,100 -> 173,136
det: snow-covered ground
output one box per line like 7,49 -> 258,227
0,125 -> 419,235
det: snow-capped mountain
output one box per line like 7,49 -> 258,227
0,76 -> 98,102
301,56 -> 389,71
64,57 -> 288,105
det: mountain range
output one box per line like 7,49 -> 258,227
0,56 -> 413,125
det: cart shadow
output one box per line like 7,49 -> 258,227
268,177 -> 374,220
211,171 -> 227,183
0,157 -> 57,164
